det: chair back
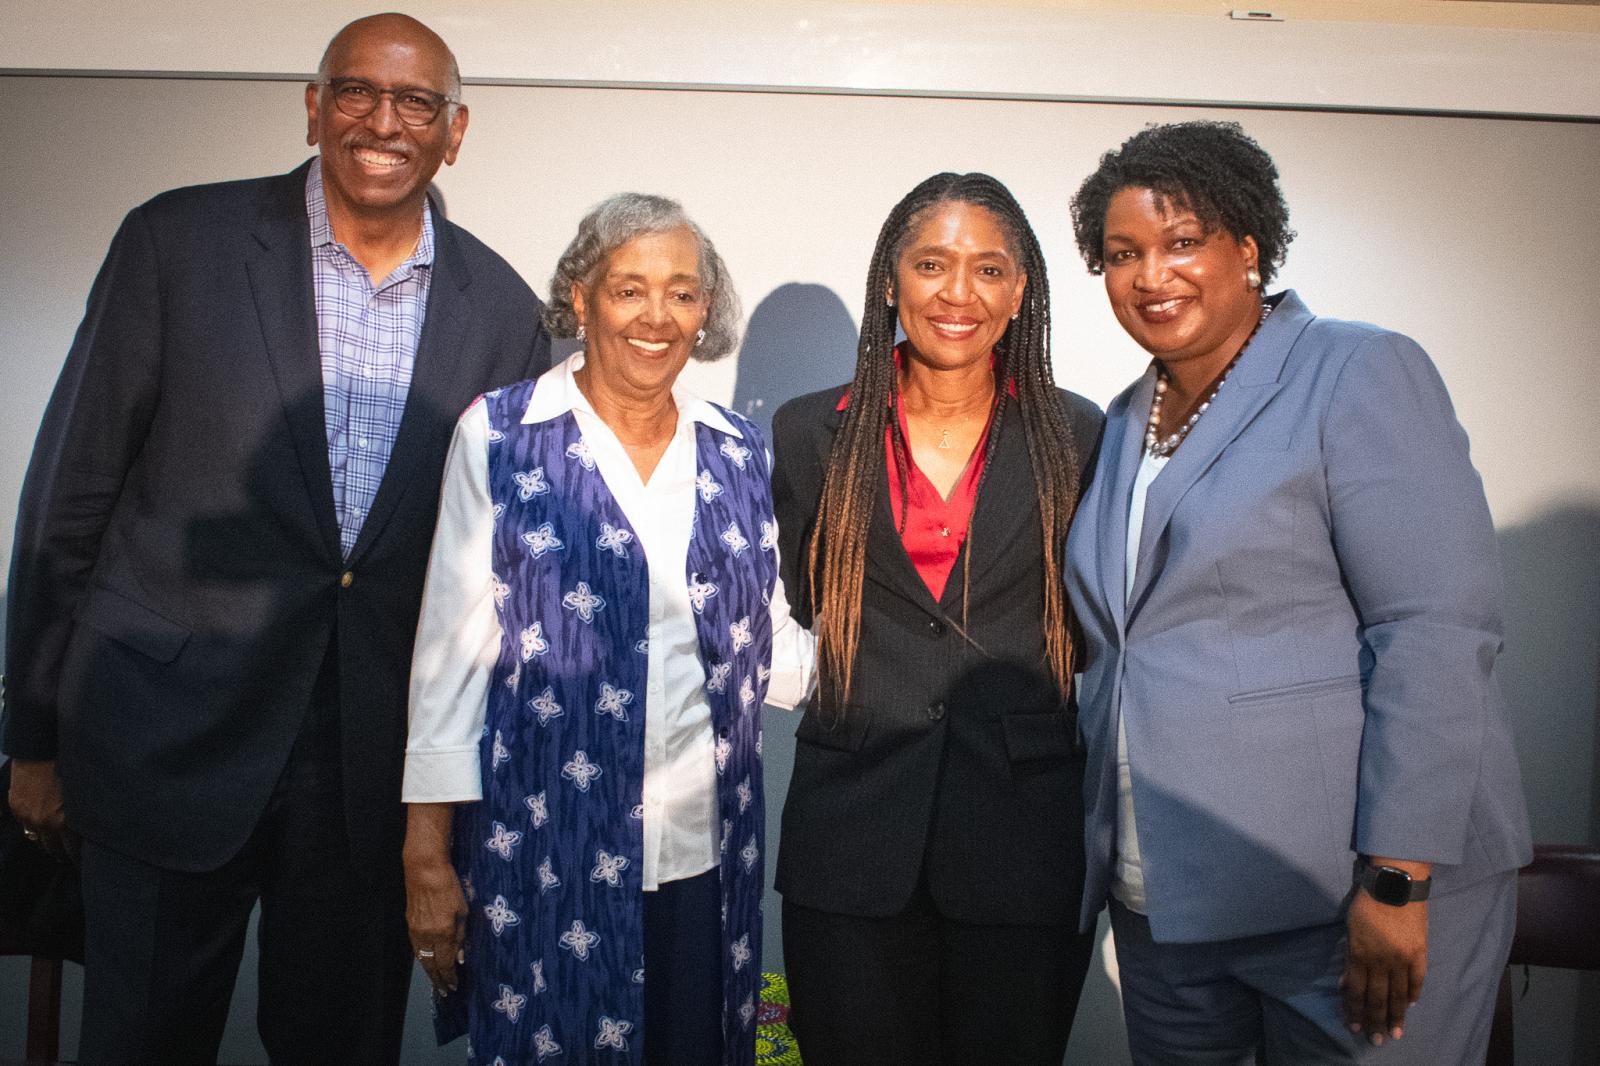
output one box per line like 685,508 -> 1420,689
1486,844 -> 1600,1066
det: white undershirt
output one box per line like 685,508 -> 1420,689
404,353 -> 815,890
1113,447 -> 1168,915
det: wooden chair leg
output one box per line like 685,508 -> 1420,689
1485,965 -> 1515,1066
25,955 -> 63,1065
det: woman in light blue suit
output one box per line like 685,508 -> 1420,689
1065,121 -> 1531,1064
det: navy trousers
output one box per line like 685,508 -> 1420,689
643,867 -> 725,1066
76,641 -> 412,1066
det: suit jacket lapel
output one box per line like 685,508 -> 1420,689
1092,370 -> 1154,632
245,161 -> 343,564
947,398 -> 1033,606
348,204 -> 471,565
1126,297 -> 1313,618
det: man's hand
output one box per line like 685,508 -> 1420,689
8,757 -> 74,862
1341,859 -> 1430,1046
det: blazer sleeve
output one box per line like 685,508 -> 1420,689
3,206 -> 164,759
1060,389 -> 1107,491
769,399 -> 825,629
524,316 -> 554,381
1324,331 -> 1504,865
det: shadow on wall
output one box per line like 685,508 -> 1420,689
731,283 -> 858,437
1496,503 -> 1600,1066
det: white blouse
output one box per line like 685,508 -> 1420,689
404,353 -> 815,890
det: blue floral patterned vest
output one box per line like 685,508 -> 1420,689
439,379 -> 776,1065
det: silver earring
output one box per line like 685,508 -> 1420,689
695,328 -> 706,347
1011,311 -> 1020,321
885,294 -> 895,308
576,324 -> 587,342
1246,267 -> 1262,290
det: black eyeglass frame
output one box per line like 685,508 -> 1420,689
319,77 -> 458,127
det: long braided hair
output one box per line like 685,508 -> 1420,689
808,173 -> 1083,708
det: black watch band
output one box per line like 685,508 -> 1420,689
1356,860 -> 1433,906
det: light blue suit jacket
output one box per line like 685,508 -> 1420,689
1066,291 -> 1531,944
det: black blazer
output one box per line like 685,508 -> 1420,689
772,384 -> 1103,925
2,162 -> 550,873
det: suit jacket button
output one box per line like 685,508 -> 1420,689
340,571 -> 354,589
927,701 -> 946,721
927,618 -> 946,637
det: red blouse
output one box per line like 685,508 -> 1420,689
884,396 -> 991,601
835,348 -> 1011,600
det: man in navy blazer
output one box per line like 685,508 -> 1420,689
3,14 -> 548,1062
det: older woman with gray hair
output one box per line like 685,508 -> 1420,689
401,192 -> 814,1066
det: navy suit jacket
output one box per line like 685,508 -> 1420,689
1066,291 -> 1531,943
2,161 -> 550,873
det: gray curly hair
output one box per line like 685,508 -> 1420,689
543,193 -> 741,362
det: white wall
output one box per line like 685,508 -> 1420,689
3,0 -> 1599,118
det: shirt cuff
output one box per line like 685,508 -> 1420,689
401,745 -> 484,803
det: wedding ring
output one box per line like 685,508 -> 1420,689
22,829 -> 40,841
416,949 -> 436,959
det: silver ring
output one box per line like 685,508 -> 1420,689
415,949 -> 436,959
22,829 -> 40,841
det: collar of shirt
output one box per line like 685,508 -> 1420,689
305,157 -> 436,275
521,351 -> 743,441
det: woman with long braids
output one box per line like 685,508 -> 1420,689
770,172 -> 1103,1063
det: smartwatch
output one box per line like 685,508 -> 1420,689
1356,858 -> 1432,906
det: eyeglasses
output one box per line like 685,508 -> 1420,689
321,78 -> 456,127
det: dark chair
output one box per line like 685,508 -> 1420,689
0,954 -> 65,1064
1486,844 -> 1600,1066
0,757 -> 80,1064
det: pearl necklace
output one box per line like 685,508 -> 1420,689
1144,301 -> 1273,458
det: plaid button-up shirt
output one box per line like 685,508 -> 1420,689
306,158 -> 435,557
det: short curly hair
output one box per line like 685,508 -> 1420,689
1069,120 -> 1295,286
542,193 -> 742,362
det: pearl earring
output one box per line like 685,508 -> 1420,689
1246,267 -> 1262,290
576,324 -> 587,342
